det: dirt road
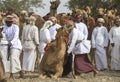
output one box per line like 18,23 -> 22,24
7,70 -> 120,82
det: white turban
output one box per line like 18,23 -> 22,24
29,16 -> 36,22
29,16 -> 36,25
97,18 -> 105,23
41,20 -> 53,30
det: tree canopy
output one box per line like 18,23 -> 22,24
0,0 -> 44,12
67,0 -> 120,15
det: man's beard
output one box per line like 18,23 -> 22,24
6,21 -> 13,27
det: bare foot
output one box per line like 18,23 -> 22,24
75,75 -> 79,79
93,70 -> 98,77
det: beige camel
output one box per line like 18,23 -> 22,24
39,27 -> 69,79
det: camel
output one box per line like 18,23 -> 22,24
50,0 -> 60,16
96,7 -> 106,17
96,8 -> 117,30
19,10 -> 45,37
33,13 -> 45,29
72,8 -> 88,19
38,26 -> 69,79
105,9 -> 117,30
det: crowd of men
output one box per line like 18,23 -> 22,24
0,9 -> 120,81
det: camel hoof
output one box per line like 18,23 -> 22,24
39,75 -> 46,79
52,75 -> 58,79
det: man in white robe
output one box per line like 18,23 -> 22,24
49,16 -> 61,40
39,16 -> 61,63
39,20 -> 53,63
67,20 -> 97,78
2,15 -> 23,78
75,14 -> 88,40
92,18 -> 108,71
0,30 -> 10,72
109,18 -> 120,70
22,16 -> 39,72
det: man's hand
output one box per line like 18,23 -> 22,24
111,43 -> 114,47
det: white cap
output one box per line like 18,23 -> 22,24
97,18 -> 105,23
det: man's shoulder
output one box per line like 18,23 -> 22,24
76,22 -> 87,27
80,22 -> 87,26
101,26 -> 108,30
55,24 -> 61,28
12,24 -> 19,28
73,28 -> 79,33
3,24 -> 18,29
32,25 -> 38,31
110,26 -> 116,30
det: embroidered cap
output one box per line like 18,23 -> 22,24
75,14 -> 82,19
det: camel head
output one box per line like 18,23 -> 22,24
97,8 -> 106,16
19,10 -> 28,23
106,9 -> 117,19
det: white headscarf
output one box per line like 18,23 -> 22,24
41,20 -> 53,30
29,16 -> 36,25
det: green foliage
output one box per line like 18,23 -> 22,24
0,0 -> 44,12
67,0 -> 120,15
67,0 -> 97,9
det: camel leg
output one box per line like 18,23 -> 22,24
38,68 -> 47,79
39,70 -> 47,79
39,74 -> 47,79
52,63 -> 63,79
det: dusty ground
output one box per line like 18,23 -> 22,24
7,70 -> 120,82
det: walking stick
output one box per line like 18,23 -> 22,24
35,47 -> 40,69
7,43 -> 11,61
71,53 -> 75,79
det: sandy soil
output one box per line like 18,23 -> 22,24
7,70 -> 120,82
